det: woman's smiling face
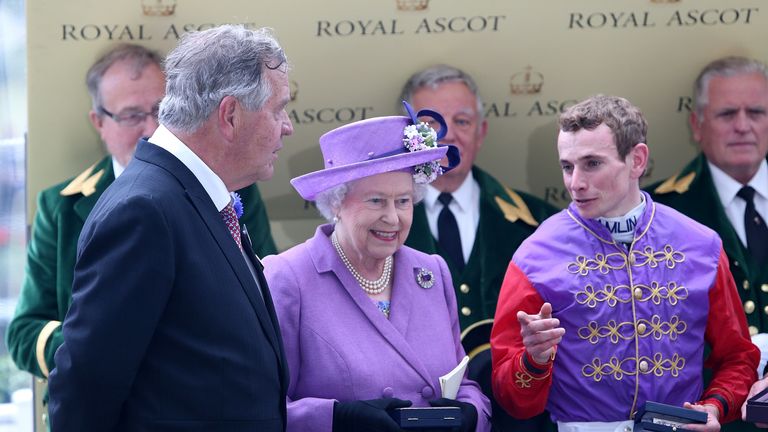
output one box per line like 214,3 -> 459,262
334,171 -> 415,267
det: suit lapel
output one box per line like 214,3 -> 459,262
188,188 -> 287,358
387,249 -> 434,385
241,225 -> 288,381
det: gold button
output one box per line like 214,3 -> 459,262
745,300 -> 756,314
460,284 -> 470,294
639,360 -> 649,373
628,254 -> 636,265
750,326 -> 759,336
762,284 -> 768,293
763,306 -> 768,316
461,307 -> 472,316
633,287 -> 643,299
637,323 -> 647,335
744,280 -> 751,290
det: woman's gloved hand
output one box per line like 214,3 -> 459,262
332,397 -> 412,432
429,397 -> 478,432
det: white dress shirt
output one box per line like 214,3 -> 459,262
709,159 -> 768,248
423,171 -> 480,263
112,158 -> 126,179
148,125 -> 231,212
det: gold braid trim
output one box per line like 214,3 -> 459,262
36,320 -> 61,378
514,352 -> 553,389
581,353 -> 685,382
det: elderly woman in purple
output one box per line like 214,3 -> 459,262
263,103 -> 491,432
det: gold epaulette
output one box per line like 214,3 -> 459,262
653,171 -> 696,195
495,186 -> 539,227
60,163 -> 105,197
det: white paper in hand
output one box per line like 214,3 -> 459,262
439,355 -> 469,400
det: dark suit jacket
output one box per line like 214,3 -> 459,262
7,156 -> 277,382
47,140 -> 288,432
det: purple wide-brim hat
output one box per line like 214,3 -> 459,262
291,115 -> 452,201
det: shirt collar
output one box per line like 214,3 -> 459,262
709,159 -> 768,205
148,124 -> 231,211
112,157 -> 126,179
424,170 -> 477,211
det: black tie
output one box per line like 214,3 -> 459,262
737,186 -> 768,265
437,193 -> 465,272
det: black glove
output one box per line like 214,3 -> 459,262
429,398 -> 478,432
332,397 -> 412,432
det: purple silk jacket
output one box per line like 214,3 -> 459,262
513,193 -> 718,422
263,224 -> 491,432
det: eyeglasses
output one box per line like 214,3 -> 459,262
99,104 -> 160,127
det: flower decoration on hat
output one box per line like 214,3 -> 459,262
231,191 -> 243,219
402,101 -> 449,184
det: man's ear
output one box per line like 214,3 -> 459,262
89,110 -> 104,133
476,118 -> 489,150
689,111 -> 703,143
218,96 -> 238,142
630,143 -> 649,179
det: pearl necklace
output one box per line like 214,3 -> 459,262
331,231 -> 393,295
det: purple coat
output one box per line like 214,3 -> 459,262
263,224 -> 491,432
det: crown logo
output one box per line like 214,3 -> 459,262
290,80 -> 299,102
510,66 -> 544,95
141,0 -> 177,16
396,0 -> 429,11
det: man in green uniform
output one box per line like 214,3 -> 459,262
400,64 -> 558,431
648,56 -> 768,432
6,43 -> 277,426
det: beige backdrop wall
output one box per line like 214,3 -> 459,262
28,0 -> 767,251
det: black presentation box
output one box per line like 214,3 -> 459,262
747,385 -> 768,424
634,401 -> 708,431
390,406 -> 462,429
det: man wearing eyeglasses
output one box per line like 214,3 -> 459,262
6,42 -> 278,429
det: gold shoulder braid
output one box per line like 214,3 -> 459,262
653,171 -> 695,195
495,186 -> 539,227
60,163 -> 105,197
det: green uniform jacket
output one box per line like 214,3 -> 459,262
6,155 -> 277,380
647,154 -> 767,432
405,166 -> 558,330
647,153 -> 768,336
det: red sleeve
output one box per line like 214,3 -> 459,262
491,261 -> 553,419
699,248 -> 759,423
